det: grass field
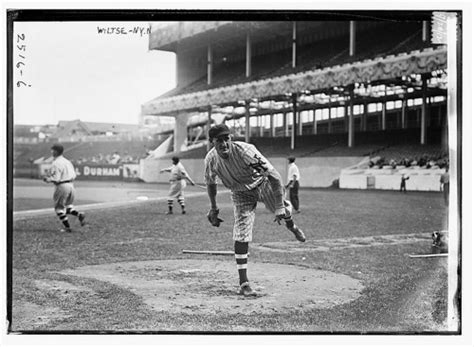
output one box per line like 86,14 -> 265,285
10,180 -> 451,333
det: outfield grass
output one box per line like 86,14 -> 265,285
11,187 -> 450,333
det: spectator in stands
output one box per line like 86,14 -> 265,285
160,156 -> 196,214
440,166 -> 449,206
110,151 -> 121,164
286,157 -> 301,213
400,174 -> 409,193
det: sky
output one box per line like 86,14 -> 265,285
13,21 -> 176,125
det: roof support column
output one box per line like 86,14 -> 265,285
246,31 -> 252,78
362,102 -> 367,131
270,108 -> 276,137
349,21 -> 356,57
348,86 -> 355,147
313,109 -> 317,135
245,100 -> 250,142
291,93 -> 297,150
420,77 -> 427,145
206,106 -> 212,151
382,101 -> 387,131
207,44 -> 213,85
422,21 -> 428,42
175,113 -> 190,153
259,116 -> 264,137
292,21 -> 297,68
401,99 -> 407,129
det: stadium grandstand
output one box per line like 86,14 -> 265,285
140,18 -> 448,189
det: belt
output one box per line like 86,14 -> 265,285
54,180 -> 72,185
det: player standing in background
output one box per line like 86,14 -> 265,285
440,166 -> 449,206
400,174 -> 410,193
160,156 -> 196,214
204,124 -> 305,297
43,143 -> 86,232
286,156 -> 301,213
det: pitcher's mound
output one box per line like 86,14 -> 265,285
60,259 -> 363,315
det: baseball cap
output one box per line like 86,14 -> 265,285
208,124 -> 230,139
51,143 -> 64,155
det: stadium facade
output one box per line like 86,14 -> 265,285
142,19 -> 447,154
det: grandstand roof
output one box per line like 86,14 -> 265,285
142,46 -> 446,116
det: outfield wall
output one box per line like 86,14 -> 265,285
340,167 -> 445,191
140,156 -> 365,188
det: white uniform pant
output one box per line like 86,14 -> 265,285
231,179 -> 292,242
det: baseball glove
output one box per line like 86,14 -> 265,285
207,208 -> 224,227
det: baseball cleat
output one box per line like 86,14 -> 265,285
59,228 -> 72,233
239,282 -> 257,297
78,212 -> 86,226
182,210 -> 186,214
288,224 -> 306,242
166,211 -> 173,215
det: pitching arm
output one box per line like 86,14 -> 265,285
207,183 -> 218,210
266,168 -> 286,211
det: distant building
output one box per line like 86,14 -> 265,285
13,124 -> 56,144
49,119 -> 141,142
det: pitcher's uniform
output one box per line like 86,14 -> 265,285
205,141 -> 291,242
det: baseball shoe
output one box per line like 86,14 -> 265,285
182,210 -> 186,214
166,211 -> 173,215
288,224 -> 306,242
59,228 -> 72,233
78,212 -> 86,226
239,282 -> 257,297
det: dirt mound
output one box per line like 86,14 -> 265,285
60,259 -> 363,315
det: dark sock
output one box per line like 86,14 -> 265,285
66,207 -> 79,216
57,212 -> 71,229
234,241 -> 249,285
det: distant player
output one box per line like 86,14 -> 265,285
43,143 -> 85,232
160,156 -> 195,214
286,156 -> 301,213
400,174 -> 409,193
440,166 -> 449,206
204,124 -> 305,297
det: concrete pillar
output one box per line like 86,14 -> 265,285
420,77 -> 427,144
175,113 -> 191,153
362,102 -> 367,132
401,99 -> 407,129
284,112 -> 289,137
422,21 -> 428,42
206,106 -> 212,151
349,21 -> 356,57
298,111 -> 303,135
246,31 -> 252,78
313,109 -> 317,134
270,111 -> 275,137
348,86 -> 355,147
382,102 -> 386,130
292,21 -> 297,68
344,103 -> 349,132
328,109 -> 332,134
259,116 -> 264,137
245,100 -> 250,142
291,93 -> 297,150
207,44 -> 213,85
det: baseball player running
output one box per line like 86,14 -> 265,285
160,156 -> 196,214
204,124 -> 305,297
43,143 -> 85,232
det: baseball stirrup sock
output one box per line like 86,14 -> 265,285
178,197 -> 185,208
283,216 -> 294,229
57,212 -> 71,228
66,207 -> 79,216
235,241 -> 249,285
